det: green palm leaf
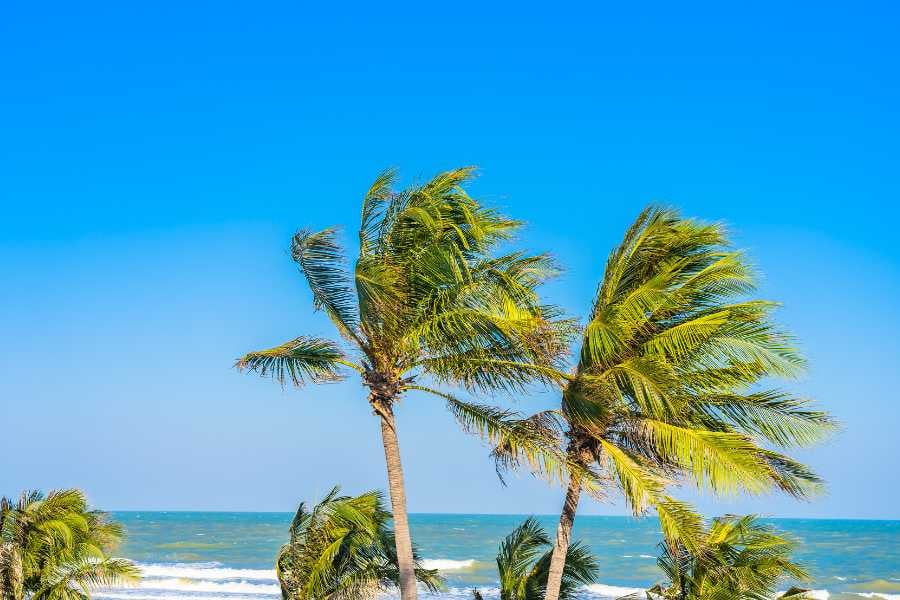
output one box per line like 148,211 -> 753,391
236,336 -> 352,386
291,228 -> 361,343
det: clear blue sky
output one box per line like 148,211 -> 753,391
2,1 -> 898,519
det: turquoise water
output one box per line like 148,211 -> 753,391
105,512 -> 900,600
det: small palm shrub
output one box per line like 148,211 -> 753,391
0,489 -> 138,600
472,517 -> 597,600
276,487 -> 442,600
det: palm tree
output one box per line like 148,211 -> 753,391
0,489 -> 138,600
472,517 -> 597,600
276,487 -> 442,600
237,167 -> 575,600
625,515 -> 811,600
491,207 -> 835,600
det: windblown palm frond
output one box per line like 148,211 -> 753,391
0,489 -> 138,600
236,336 -> 353,387
276,487 -> 441,600
291,228 -> 361,344
623,515 -> 810,600
33,558 -> 140,600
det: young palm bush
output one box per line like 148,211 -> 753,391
490,207 -> 835,600
624,515 -> 812,600
472,517 -> 597,600
238,167 -> 575,600
0,489 -> 138,600
276,487 -> 441,600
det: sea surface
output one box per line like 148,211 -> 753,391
100,512 -> 900,600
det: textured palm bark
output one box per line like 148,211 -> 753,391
376,402 -> 418,600
543,474 -> 583,600
1,544 -> 23,600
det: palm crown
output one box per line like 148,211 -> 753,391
238,167 -> 572,460
237,167 -> 576,600
565,207 -> 832,518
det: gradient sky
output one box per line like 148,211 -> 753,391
2,1 -> 899,519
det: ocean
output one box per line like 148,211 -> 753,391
100,512 -> 900,600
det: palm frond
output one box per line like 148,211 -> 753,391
529,539 -> 599,600
291,228 -> 361,343
35,557 -> 139,600
497,517 -> 549,595
490,411 -> 566,484
360,168 -> 398,256
636,420 -> 774,496
692,391 -> 836,448
757,450 -> 825,499
653,497 -> 704,554
409,385 -> 575,489
597,439 -> 667,513
236,336 -> 352,387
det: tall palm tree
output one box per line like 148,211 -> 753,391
491,207 -> 835,600
276,487 -> 441,600
472,517 -> 597,600
625,515 -> 812,600
0,489 -> 138,600
237,168 -> 575,600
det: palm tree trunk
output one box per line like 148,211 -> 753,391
0,543 -> 10,600
377,402 -> 418,600
543,474 -> 583,600
0,544 -> 23,600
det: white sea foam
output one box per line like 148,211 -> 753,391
437,587 -> 501,598
428,584 -> 659,600
419,559 -> 476,570
109,562 -> 848,600
96,594 -> 278,600
136,579 -> 280,595
138,564 -> 276,581
584,583 -> 645,598
857,594 -> 900,599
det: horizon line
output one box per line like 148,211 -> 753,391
104,510 -> 900,522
